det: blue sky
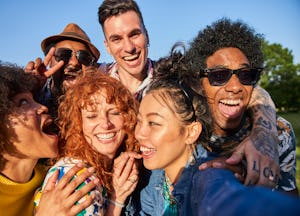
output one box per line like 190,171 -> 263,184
0,0 -> 299,67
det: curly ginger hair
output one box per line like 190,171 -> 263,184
56,71 -> 139,190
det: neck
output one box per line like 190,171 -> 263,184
164,147 -> 192,184
117,64 -> 147,94
1,155 -> 37,183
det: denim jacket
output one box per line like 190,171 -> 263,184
139,145 -> 207,216
139,145 -> 300,216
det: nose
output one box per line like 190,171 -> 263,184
224,74 -> 243,93
123,38 -> 136,54
99,115 -> 113,129
36,102 -> 48,115
134,121 -> 148,141
68,51 -> 80,65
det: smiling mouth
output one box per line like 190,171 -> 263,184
42,120 -> 59,135
123,53 -> 139,61
140,146 -> 156,155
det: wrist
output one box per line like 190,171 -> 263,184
107,199 -> 125,208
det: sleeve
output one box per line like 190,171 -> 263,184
276,116 -> 297,192
192,168 -> 300,216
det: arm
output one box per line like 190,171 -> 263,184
226,85 -> 280,186
105,152 -> 141,216
193,168 -> 300,216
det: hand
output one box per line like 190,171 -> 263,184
35,163 -> 99,216
226,127 -> 281,188
199,157 -> 246,182
110,152 -> 142,204
24,47 -> 64,88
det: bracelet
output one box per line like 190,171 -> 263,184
107,199 -> 125,208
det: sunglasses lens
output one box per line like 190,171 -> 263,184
208,69 -> 232,86
77,51 -> 94,66
239,69 -> 260,85
54,48 -> 72,63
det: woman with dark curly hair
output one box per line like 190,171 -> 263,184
136,45 -> 300,216
186,18 -> 298,195
34,70 -> 141,215
0,62 -> 98,216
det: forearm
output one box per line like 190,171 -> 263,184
248,85 -> 279,161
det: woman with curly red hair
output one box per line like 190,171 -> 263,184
35,70 -> 141,215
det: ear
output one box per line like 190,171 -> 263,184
186,121 -> 202,145
104,39 -> 112,55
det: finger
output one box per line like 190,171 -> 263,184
66,178 -> 99,208
199,157 -> 227,170
69,193 -> 95,216
126,151 -> 143,159
113,153 -> 130,177
63,166 -> 98,196
43,170 -> 59,192
226,145 -> 245,165
119,156 -> 135,181
43,60 -> 64,77
24,61 -> 35,73
244,156 -> 260,186
55,163 -> 87,190
257,164 -> 280,188
43,47 -> 55,66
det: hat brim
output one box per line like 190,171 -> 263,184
41,34 -> 100,60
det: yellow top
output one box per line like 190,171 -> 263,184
0,165 -> 46,216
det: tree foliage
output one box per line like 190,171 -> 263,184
260,40 -> 300,112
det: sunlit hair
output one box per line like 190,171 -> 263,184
148,44 -> 212,145
0,62 -> 38,170
186,17 -> 264,73
98,0 -> 149,45
56,71 -> 139,191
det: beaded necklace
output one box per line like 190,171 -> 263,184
163,174 -> 178,216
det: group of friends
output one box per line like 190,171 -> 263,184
0,0 -> 299,215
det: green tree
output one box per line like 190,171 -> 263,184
260,40 -> 300,112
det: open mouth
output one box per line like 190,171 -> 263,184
42,119 -> 59,135
64,66 -> 82,79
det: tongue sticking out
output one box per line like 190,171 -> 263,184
219,102 -> 243,119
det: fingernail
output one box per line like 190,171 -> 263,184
88,167 -> 95,173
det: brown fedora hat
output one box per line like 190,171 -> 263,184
41,23 -> 100,60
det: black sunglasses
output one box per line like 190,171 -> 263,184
200,67 -> 263,86
54,48 -> 95,66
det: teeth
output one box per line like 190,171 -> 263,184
220,99 -> 240,106
124,54 -> 138,61
96,132 -> 115,140
140,146 -> 156,153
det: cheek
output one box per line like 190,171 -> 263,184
82,119 -> 94,136
244,86 -> 253,103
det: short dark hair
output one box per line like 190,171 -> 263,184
98,0 -> 149,43
186,18 -> 264,72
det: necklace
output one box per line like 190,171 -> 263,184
163,174 -> 178,215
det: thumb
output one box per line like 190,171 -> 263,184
226,145 -> 245,165
43,170 -> 59,192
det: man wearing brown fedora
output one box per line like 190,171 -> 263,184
25,23 -> 100,118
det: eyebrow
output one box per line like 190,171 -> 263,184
210,63 -> 250,69
145,112 -> 166,119
108,28 -> 142,40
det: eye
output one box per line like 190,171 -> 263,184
18,98 -> 29,107
85,113 -> 97,119
148,121 -> 160,127
110,36 -> 122,43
